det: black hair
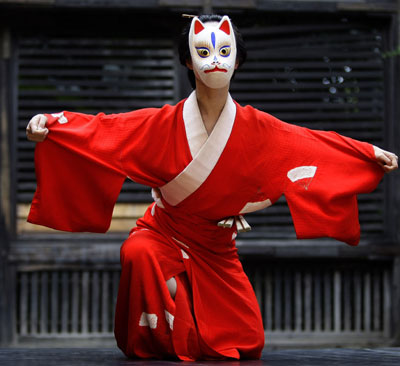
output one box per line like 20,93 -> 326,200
178,14 -> 247,89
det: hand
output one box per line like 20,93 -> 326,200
373,145 -> 398,173
26,114 -> 49,142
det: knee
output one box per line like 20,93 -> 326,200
166,277 -> 177,299
120,233 -> 153,266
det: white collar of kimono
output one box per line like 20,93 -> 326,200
159,90 -> 236,206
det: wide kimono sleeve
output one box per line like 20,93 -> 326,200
268,118 -> 385,246
27,109 -> 167,233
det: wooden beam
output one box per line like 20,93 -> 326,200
0,0 -> 159,7
396,0 -> 400,245
8,237 -> 400,265
159,0 -> 256,9
392,256 -> 400,342
0,0 -> 397,12
383,13 -> 400,244
16,202 -> 150,233
337,1 -> 397,12
55,0 -> 160,7
256,0 -> 397,12
236,239 -> 400,259
0,27 -> 11,346
0,29 -> 11,233
203,0 -> 212,13
0,221 -> 9,346
393,9 -> 400,347
0,0 -> 54,4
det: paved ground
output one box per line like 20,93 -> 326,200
1,347 -> 400,366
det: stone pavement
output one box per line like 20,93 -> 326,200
0,347 -> 400,366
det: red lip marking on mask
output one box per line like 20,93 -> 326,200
204,67 -> 228,73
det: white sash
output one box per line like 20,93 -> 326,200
159,91 -> 236,206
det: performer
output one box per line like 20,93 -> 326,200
26,15 -> 397,360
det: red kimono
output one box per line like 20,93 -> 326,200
28,91 -> 383,360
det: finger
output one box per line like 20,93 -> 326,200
28,132 -> 47,143
27,115 -> 42,134
35,126 -> 49,135
32,116 -> 46,133
26,124 -> 37,140
26,129 -> 42,142
28,120 -> 38,134
386,153 -> 398,166
26,116 -> 48,142
383,164 -> 396,173
390,154 -> 398,169
379,152 -> 391,165
37,115 -> 48,130
383,155 -> 398,173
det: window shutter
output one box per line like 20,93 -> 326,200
17,33 -> 177,204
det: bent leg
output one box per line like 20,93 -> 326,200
114,229 -> 183,359
114,229 -> 205,360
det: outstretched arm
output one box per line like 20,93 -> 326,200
373,145 -> 398,173
26,111 -> 128,233
25,107 -> 179,233
280,128 -> 387,246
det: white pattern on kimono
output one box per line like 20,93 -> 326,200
139,312 -> 158,329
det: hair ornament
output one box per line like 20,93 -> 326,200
182,14 -> 197,19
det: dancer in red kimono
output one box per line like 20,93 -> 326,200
26,14 -> 397,361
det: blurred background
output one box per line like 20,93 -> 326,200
0,0 -> 399,349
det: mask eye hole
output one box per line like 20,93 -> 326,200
219,46 -> 231,57
196,47 -> 210,58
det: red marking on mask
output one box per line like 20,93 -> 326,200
194,19 -> 205,34
204,67 -> 228,73
219,19 -> 230,35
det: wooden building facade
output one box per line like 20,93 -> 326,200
0,0 -> 399,348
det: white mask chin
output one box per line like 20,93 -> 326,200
189,16 -> 237,89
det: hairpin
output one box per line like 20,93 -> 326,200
182,14 -> 196,19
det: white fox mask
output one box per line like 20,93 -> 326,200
188,16 -> 237,89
